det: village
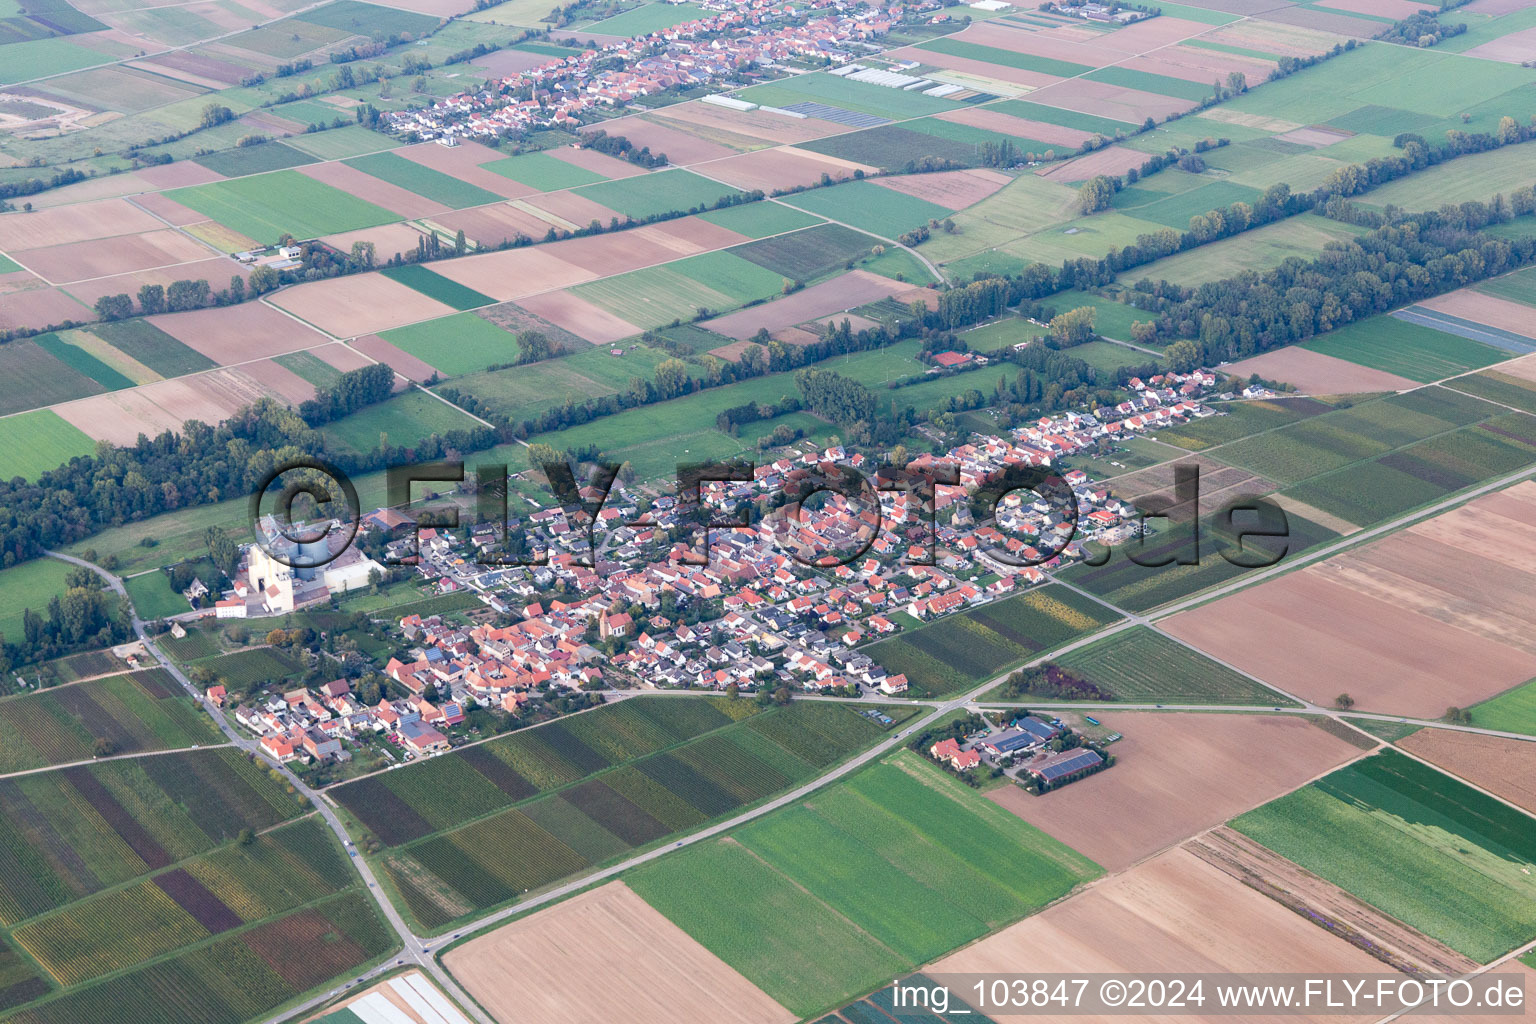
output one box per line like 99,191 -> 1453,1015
206,368 -> 1226,770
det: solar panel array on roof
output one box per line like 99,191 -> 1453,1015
1035,748 -> 1102,782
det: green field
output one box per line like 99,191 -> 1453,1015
1437,369 -> 1536,416
0,37 -> 106,85
990,99 -> 1135,135
286,125 -> 401,161
86,319 -> 216,379
345,151 -> 503,209
323,389 -> 482,452
123,569 -> 191,620
1300,316 -> 1507,383
0,671 -> 217,774
378,264 -> 494,310
1476,266 -> 1536,307
697,201 -> 822,239
916,37 -> 1091,77
378,312 -> 521,377
864,586 -> 1121,698
581,0 -> 707,34
483,150 -> 607,191
1045,627 -> 1293,705
1360,142 -> 1536,212
1155,397 -> 1331,451
780,180 -> 951,240
571,250 -> 787,327
447,343 -> 671,421
340,699 -> 891,930
735,72 -> 965,121
728,222 -> 879,281
294,0 -> 440,35
1082,66 -> 1216,102
628,751 -> 1100,1017
1117,216 -> 1368,289
573,169 -> 744,220
274,350 -> 345,388
0,409 -> 96,481
1117,180 -> 1263,231
33,333 -> 132,391
0,558 -> 74,641
168,171 -> 400,245
193,140 -> 317,178
1232,750 -> 1536,962
1469,678 -> 1536,736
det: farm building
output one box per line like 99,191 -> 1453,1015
1023,748 -> 1104,786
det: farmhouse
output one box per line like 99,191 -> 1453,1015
400,718 -> 451,756
930,737 -> 981,771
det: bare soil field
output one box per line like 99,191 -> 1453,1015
704,147 -> 873,193
396,140 -> 537,199
1276,125 -> 1352,148
271,274 -> 457,337
0,270 -> 40,294
133,192 -> 209,226
151,302 -> 330,363
429,246 -> 597,301
474,49 -> 556,76
238,357 -> 317,404
1465,0 -> 1530,12
2,197 -> 162,249
936,106 -> 1095,147
1094,14 -> 1214,51
0,287 -> 92,331
352,335 -> 440,382
1222,347 -> 1417,394
708,340 -> 762,361
934,847 -> 1383,1022
887,45 -> 1064,88
14,229 -> 214,283
1398,730 -> 1536,814
1038,143 -> 1160,182
988,712 -> 1365,872
1162,483 -> 1536,717
1418,289 -> 1536,340
1465,25 -> 1536,64
137,161 -> 226,188
652,101 -> 845,145
517,290 -> 641,344
874,168 -> 1011,210
1027,78 -> 1200,123
1188,827 -> 1479,975
1254,6 -> 1380,38
519,191 -> 623,231
67,256 -> 252,307
140,51 -> 250,87
963,22 -> 1130,64
582,115 -> 739,164
444,882 -> 795,1024
538,229 -> 682,277
704,270 -> 907,339
315,342 -> 376,373
639,217 -> 748,254
547,145 -> 646,178
772,326 -> 820,347
321,222 -> 431,260
55,369 -> 267,443
1491,351 -> 1536,384
429,204 -> 552,247
1205,19 -> 1352,57
1314,0 -> 1444,18
1124,46 -> 1273,83
298,161 -> 451,220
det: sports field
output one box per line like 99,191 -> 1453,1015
573,170 -> 744,220
1300,316 -> 1507,382
379,312 -> 521,377
780,180 -> 950,240
863,586 -> 1121,697
378,265 -> 495,311
167,172 -> 400,245
345,151 -> 504,209
1469,678 -> 1536,736
1232,749 -> 1536,962
627,751 -> 1100,1018
0,409 -> 97,480
1047,627 -> 1294,705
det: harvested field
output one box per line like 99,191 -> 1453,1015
703,147 -> 873,193
582,115 -> 737,164
934,846 -> 1383,1017
546,145 -> 645,179
1397,730 -> 1536,815
429,204 -> 551,247
635,217 -> 749,255
238,358 -> 316,404
351,335 -> 439,382
298,161 -> 450,220
123,193 -> 206,227
55,369 -> 271,442
1418,289 -> 1536,341
1025,77 -> 1197,125
0,198 -> 161,249
1038,143 -> 1160,182
935,105 -> 1095,147
1465,25 -> 1536,64
1494,351 -> 1536,384
150,302 -> 330,363
444,882 -> 794,1024
427,247 -> 597,302
1123,45 -> 1273,84
873,167 -> 1011,210
1162,482 -> 1536,718
394,139 -> 537,199
313,342 -> 375,373
1222,347 -> 1417,394
135,161 -> 225,188
987,712 -> 1365,872
517,290 -> 641,345
270,273 -> 457,337
518,190 -> 623,230
320,222 -> 430,261
651,100 -> 844,145
0,287 -> 92,331
703,270 -> 907,340
1187,827 -> 1479,976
